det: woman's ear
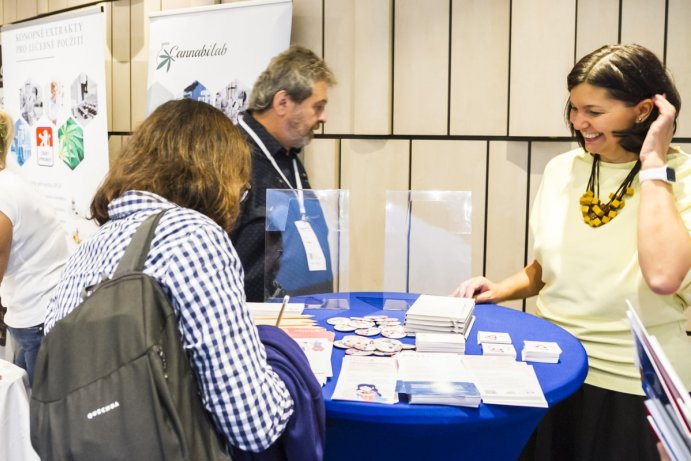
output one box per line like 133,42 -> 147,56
635,98 -> 654,123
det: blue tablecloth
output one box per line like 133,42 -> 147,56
294,292 -> 588,461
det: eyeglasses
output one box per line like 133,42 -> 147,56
240,184 -> 252,203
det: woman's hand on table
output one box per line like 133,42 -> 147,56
451,276 -> 501,303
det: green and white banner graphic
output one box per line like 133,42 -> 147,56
1,6 -> 109,246
147,0 -> 291,122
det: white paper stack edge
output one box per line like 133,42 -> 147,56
482,343 -> 517,359
404,295 -> 475,336
521,340 -> 562,363
415,332 -> 466,354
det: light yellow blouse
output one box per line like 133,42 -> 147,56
530,147 -> 691,395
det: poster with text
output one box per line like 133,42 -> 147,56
1,7 -> 109,246
147,0 -> 291,121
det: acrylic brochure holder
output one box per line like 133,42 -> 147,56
383,191 -> 472,308
265,189 -> 350,309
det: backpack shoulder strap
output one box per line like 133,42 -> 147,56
113,209 -> 168,276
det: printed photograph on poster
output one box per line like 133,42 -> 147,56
11,119 -> 31,166
213,79 -> 248,124
179,78 -> 249,124
46,80 -> 66,125
19,80 -> 44,126
70,72 -> 98,124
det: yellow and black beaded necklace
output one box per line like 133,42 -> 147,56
580,154 -> 641,227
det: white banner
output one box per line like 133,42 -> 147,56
1,7 -> 109,246
147,0 -> 292,122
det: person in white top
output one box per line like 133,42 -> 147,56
0,109 -> 69,384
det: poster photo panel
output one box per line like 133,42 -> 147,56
146,0 -> 292,120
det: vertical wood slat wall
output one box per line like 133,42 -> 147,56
2,1 -> 690,326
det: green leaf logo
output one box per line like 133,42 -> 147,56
157,47 -> 175,72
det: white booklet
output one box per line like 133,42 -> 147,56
460,355 -> 548,408
331,356 -> 398,404
246,301 -> 305,316
292,337 -> 334,386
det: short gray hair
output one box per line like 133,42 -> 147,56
249,45 -> 336,112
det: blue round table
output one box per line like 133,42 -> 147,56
294,292 -> 588,461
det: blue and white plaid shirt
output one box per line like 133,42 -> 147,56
45,191 -> 293,452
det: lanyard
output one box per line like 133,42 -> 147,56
239,115 -> 306,216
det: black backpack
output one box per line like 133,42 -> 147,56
31,210 -> 231,461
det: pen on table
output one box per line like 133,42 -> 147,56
275,295 -> 290,327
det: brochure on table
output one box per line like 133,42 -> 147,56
332,356 -> 398,404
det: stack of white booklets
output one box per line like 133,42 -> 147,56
521,340 -> 562,363
416,332 -> 466,354
404,294 -> 475,336
628,303 -> 691,461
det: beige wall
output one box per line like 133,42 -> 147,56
3,0 -> 690,329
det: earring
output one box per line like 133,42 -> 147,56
637,117 -> 644,123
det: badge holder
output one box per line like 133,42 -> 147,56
383,190 -> 473,299
265,188 -> 350,309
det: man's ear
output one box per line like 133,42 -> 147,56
272,90 -> 291,116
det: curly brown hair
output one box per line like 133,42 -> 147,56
91,99 -> 251,232
0,110 -> 15,169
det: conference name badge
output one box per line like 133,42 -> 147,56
294,219 -> 327,271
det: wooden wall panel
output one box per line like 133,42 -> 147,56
621,0 -> 665,59
393,0 -> 448,135
104,2 -> 113,132
107,134 -> 123,166
485,141 -> 528,310
16,1 -> 37,21
302,138 -> 340,190
324,0 -> 391,135
161,0 -> 215,10
524,141 -> 575,313
130,0 -> 160,127
509,0 -> 575,136
112,0 -> 131,131
341,139 -> 409,290
575,0 -> 618,61
4,0 -> 16,23
37,0 -> 48,15
68,0 -> 99,6
668,0 -> 691,138
48,0 -> 68,12
410,140 -> 487,280
450,0 -> 510,136
291,0 -> 322,55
